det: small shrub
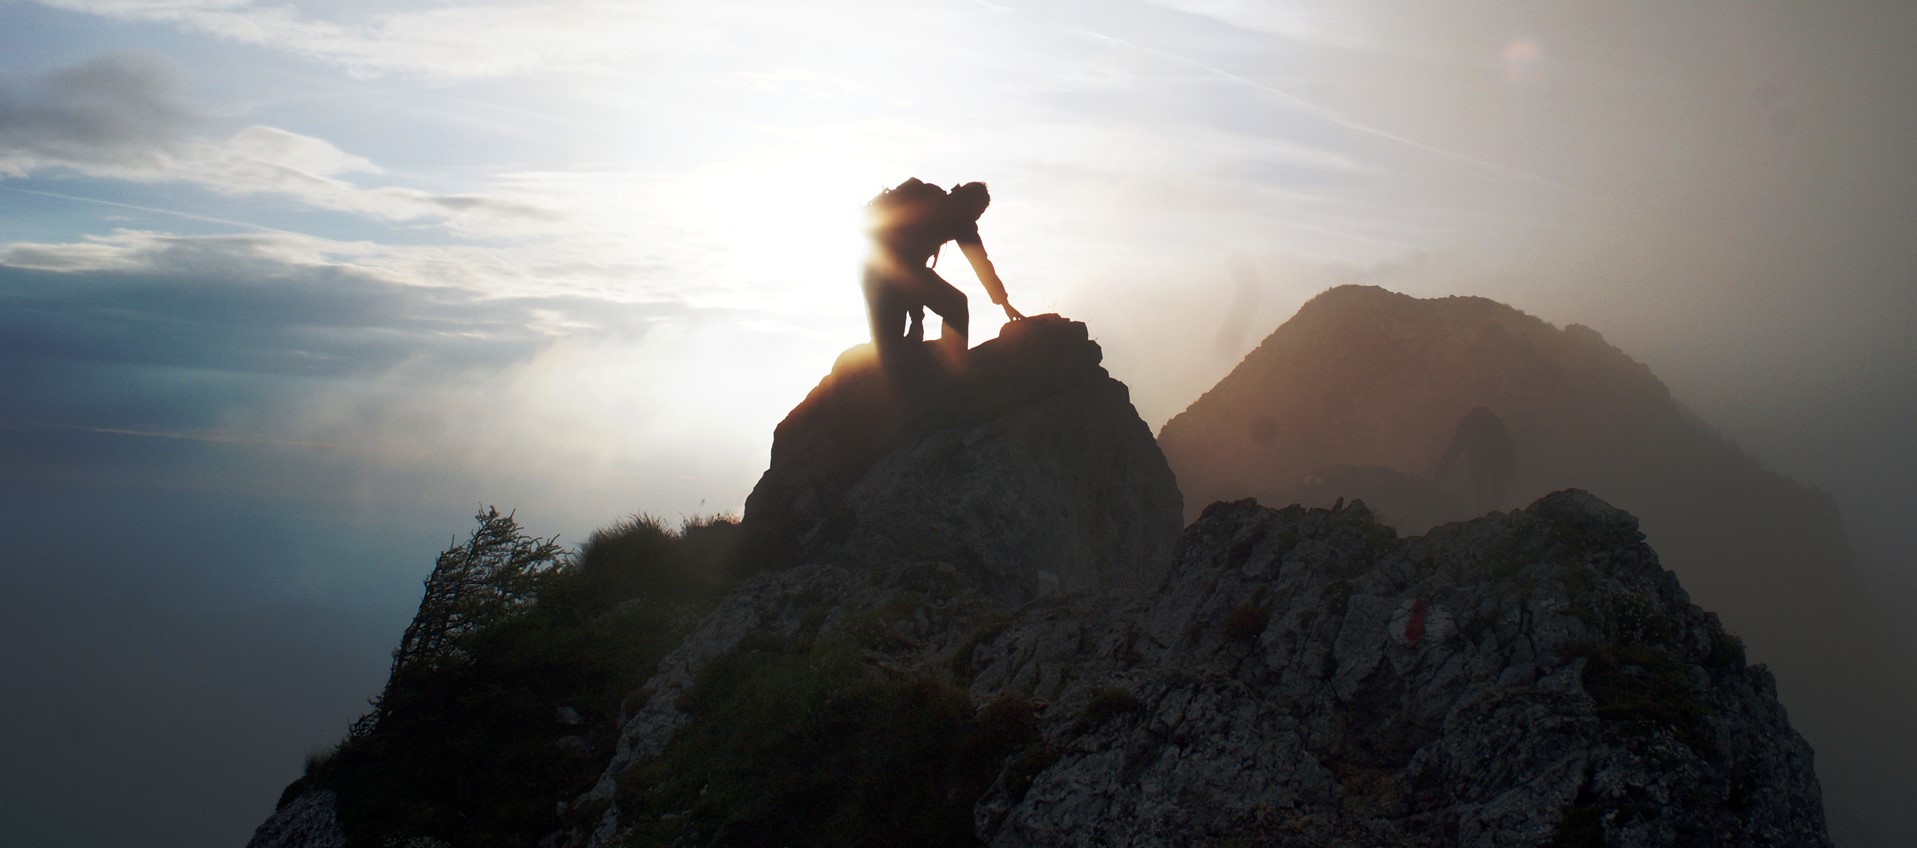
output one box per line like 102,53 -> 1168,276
1324,580 -> 1354,617
1002,743 -> 1062,803
1606,593 -> 1676,646
949,617 -> 1011,681
1073,686 -> 1141,733
1706,620 -> 1746,669
303,744 -> 336,778
1566,641 -> 1715,758
619,633 -> 1028,847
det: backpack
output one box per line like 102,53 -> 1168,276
866,178 -> 953,265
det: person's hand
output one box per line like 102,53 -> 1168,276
1001,302 -> 1026,321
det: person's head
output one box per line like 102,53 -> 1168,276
950,181 -> 991,221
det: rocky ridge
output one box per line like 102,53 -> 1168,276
254,313 -> 1831,848
564,487 -> 1828,846
969,492 -> 1825,846
557,317 -> 1825,847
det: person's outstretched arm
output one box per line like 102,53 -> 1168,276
959,239 -> 1023,320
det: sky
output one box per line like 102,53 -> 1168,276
2,1 -> 1914,846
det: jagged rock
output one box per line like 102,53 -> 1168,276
969,492 -> 1827,847
744,314 -> 1182,600
572,316 -> 1182,843
571,489 -> 1826,847
246,789 -> 347,848
1157,285 -> 1910,843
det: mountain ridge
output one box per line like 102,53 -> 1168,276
252,305 -> 1836,848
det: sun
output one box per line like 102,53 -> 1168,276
660,149 -> 903,319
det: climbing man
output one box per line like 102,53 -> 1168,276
863,178 -> 1024,355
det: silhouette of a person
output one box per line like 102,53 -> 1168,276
864,179 -> 1024,354
1435,406 -> 1517,515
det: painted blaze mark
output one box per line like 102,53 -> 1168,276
1405,599 -> 1430,647
1390,598 -> 1452,649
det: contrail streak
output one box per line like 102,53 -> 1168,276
0,185 -> 299,235
0,418 -> 342,450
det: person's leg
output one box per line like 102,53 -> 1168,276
863,268 -> 908,348
900,267 -> 969,349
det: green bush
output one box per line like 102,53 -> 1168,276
617,632 -> 1031,847
311,510 -> 752,848
1565,641 -> 1715,758
1705,619 -> 1746,669
1001,742 -> 1062,803
1073,685 -> 1141,733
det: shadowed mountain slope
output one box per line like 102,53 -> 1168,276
1158,284 -> 1913,845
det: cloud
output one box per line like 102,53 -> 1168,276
1139,0 -> 1377,50
151,126 -> 561,233
0,228 -> 823,505
0,250 -> 556,440
0,55 -> 560,235
0,52 -> 195,173
31,0 -> 739,80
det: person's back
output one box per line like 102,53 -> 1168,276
867,178 -> 953,266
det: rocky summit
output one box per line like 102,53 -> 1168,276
742,314 -> 1183,601
254,314 -> 1830,848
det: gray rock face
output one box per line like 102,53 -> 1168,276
246,789 -> 346,848
742,314 -> 1183,600
970,492 -> 1827,847
574,488 -> 1827,847
572,316 -> 1184,844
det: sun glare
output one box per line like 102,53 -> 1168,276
637,150 -> 898,318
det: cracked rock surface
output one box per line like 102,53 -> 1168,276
577,490 -> 1828,847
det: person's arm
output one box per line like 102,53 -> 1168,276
958,237 -> 1024,320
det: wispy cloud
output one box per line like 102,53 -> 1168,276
30,0 -> 737,80
0,55 -> 560,234
0,417 -> 344,449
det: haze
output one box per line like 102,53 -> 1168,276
1,2 -> 1912,846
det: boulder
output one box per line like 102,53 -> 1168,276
744,314 -> 1182,600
